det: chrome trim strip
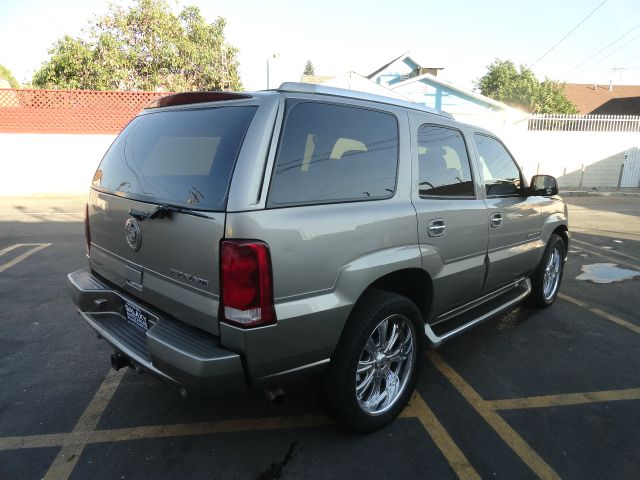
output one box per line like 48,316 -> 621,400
431,277 -> 526,326
425,278 -> 532,347
260,358 -> 330,380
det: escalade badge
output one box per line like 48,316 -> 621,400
125,218 -> 142,251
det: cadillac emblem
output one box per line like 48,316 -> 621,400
125,218 -> 142,251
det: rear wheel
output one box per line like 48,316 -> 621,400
528,233 -> 565,308
323,290 -> 424,432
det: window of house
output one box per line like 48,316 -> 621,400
418,125 -> 474,197
473,134 -> 522,197
268,102 -> 399,206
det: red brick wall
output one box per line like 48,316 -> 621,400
0,89 -> 170,134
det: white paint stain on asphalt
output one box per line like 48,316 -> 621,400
576,263 -> 640,284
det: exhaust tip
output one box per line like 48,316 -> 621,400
264,386 -> 286,404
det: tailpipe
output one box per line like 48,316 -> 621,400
264,386 -> 286,404
111,352 -> 132,371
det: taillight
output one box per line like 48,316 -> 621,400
220,240 -> 276,328
84,203 -> 91,255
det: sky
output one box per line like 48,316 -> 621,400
1,0 -> 640,91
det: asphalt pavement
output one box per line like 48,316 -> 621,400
0,195 -> 638,480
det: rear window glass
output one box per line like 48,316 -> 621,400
268,102 -> 399,206
93,106 -> 256,210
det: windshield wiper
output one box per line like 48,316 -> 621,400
128,204 -> 215,221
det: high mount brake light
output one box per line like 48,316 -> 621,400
144,92 -> 253,109
220,240 -> 276,328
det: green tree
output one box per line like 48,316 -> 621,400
475,59 -> 577,114
0,64 -> 20,88
33,0 -> 241,91
303,60 -> 315,76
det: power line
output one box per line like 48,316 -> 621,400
571,33 -> 640,81
530,0 -> 610,68
563,24 -> 640,79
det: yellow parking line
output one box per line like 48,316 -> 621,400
569,244 -> 640,270
559,293 -> 640,335
571,238 -> 640,264
427,351 -> 561,480
0,414 -> 334,452
0,243 -> 51,273
43,369 -> 125,480
0,243 -> 49,257
487,387 -> 640,411
402,392 -> 480,479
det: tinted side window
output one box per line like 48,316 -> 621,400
418,125 -> 474,197
474,134 -> 522,197
268,102 -> 398,206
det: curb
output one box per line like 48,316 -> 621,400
561,191 -> 640,198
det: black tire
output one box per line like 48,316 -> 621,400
323,289 -> 424,432
527,233 -> 565,308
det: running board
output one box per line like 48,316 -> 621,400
424,278 -> 532,347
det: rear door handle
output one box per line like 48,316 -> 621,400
427,219 -> 446,237
490,213 -> 503,228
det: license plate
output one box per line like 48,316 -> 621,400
124,302 -> 149,331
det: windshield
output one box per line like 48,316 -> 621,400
92,106 -> 256,211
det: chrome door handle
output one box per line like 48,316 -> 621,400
427,219 -> 446,237
490,213 -> 503,228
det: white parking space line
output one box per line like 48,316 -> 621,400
0,243 -> 52,273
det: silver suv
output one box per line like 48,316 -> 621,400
68,83 -> 568,431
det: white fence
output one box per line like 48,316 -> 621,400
528,114 -> 640,132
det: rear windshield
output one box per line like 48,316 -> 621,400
92,106 -> 256,211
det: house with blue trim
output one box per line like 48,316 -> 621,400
367,52 -> 527,124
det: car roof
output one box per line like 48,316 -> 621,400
276,82 -> 454,119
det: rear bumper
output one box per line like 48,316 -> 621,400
67,269 -> 246,396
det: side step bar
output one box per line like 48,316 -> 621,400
425,278 -> 532,347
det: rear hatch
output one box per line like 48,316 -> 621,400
87,101 -> 258,335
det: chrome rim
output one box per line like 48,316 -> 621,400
543,246 -> 562,300
355,314 -> 416,415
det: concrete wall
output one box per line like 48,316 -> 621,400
498,129 -> 640,189
1,128 -> 639,196
1,133 -> 115,196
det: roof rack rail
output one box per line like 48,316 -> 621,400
277,82 -> 453,119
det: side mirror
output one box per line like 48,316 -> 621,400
529,175 -> 558,196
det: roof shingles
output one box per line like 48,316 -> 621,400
563,83 -> 640,115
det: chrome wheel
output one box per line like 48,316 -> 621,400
355,314 -> 416,415
543,246 -> 562,300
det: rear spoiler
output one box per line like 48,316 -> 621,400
145,92 -> 252,109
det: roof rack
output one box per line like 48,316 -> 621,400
277,82 -> 453,119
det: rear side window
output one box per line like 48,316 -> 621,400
418,125 -> 474,197
268,102 -> 399,206
473,134 -> 522,197
93,106 -> 256,211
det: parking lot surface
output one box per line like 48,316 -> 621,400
0,195 -> 638,479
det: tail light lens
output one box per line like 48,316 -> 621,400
220,240 -> 276,328
84,203 -> 91,255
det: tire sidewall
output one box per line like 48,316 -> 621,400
327,292 -> 424,432
533,234 -> 565,306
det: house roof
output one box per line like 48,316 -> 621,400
563,83 -> 640,115
389,71 -> 526,116
323,71 -> 412,101
367,52 -> 419,79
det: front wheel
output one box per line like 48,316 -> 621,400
528,233 -> 565,308
323,290 -> 424,432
